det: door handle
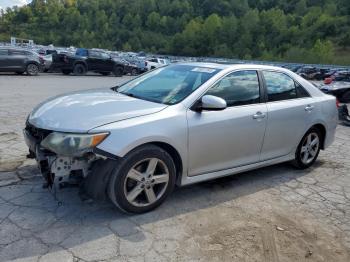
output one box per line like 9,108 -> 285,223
305,105 -> 314,112
253,111 -> 266,119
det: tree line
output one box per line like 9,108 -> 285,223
0,0 -> 349,64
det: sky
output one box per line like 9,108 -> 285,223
0,0 -> 30,10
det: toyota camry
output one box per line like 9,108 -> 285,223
23,63 -> 338,213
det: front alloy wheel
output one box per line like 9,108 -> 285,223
124,158 -> 169,207
108,145 -> 176,213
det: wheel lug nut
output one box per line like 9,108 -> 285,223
141,184 -> 145,188
151,179 -> 155,183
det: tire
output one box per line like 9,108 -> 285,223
62,69 -> 71,75
113,66 -> 124,77
108,145 -> 176,213
26,63 -> 39,76
73,64 -> 86,76
131,68 -> 138,76
99,72 -> 110,76
340,90 -> 350,103
292,128 -> 322,169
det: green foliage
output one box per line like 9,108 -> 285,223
0,0 -> 349,64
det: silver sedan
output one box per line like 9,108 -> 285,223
24,63 -> 338,213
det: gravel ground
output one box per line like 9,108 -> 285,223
0,73 -> 350,262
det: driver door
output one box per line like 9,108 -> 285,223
187,70 -> 267,176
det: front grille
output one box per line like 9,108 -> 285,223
25,122 -> 52,143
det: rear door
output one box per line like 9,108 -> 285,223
260,70 -> 314,160
187,70 -> 268,176
0,49 -> 9,69
8,49 -> 26,69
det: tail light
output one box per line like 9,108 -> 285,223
336,98 -> 340,108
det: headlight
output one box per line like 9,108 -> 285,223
41,132 -> 109,156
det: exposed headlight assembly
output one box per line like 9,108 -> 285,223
41,132 -> 109,156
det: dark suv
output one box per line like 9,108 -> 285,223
0,47 -> 41,75
51,49 -> 125,76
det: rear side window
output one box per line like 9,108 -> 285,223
0,49 -> 8,55
9,50 -> 25,55
206,70 -> 260,107
263,71 -> 309,102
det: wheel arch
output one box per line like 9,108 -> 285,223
73,60 -> 87,69
122,141 -> 184,182
310,123 -> 327,150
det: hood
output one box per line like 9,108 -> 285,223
29,88 -> 167,132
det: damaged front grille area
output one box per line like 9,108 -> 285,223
25,122 -> 53,144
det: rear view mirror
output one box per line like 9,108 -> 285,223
194,95 -> 227,111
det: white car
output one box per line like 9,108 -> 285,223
145,58 -> 169,70
24,63 -> 337,213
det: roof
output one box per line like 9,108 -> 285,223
176,62 -> 289,72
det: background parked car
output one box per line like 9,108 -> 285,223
51,48 -> 125,76
315,81 -> 350,103
0,47 -> 41,75
145,57 -> 170,70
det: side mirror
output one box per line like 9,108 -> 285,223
194,95 -> 227,111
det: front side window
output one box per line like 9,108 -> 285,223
117,65 -> 221,105
263,71 -> 310,101
0,49 -> 8,55
9,50 -> 24,56
205,70 -> 260,107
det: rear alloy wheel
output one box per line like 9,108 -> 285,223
73,64 -> 86,76
108,145 -> 176,213
113,66 -> 124,77
26,64 -> 39,76
292,128 -> 321,169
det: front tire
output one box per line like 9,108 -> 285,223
108,145 -> 176,213
26,64 -> 39,76
292,128 -> 321,169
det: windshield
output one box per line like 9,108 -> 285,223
117,64 -> 221,105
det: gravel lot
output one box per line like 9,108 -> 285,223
0,73 -> 350,262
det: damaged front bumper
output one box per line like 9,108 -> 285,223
23,123 -> 117,199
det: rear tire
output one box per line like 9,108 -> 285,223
26,64 -> 39,76
340,90 -> 350,103
73,64 -> 86,76
113,66 -> 124,77
292,128 -> 321,169
131,68 -> 138,76
108,145 -> 176,214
